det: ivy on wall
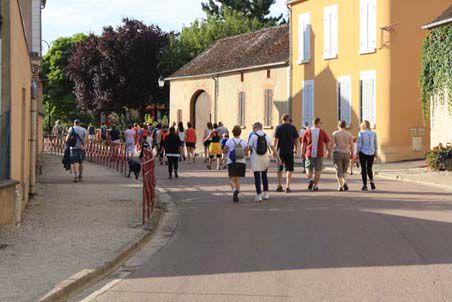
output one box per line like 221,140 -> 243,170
420,24 -> 452,120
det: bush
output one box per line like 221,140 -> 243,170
426,143 -> 452,171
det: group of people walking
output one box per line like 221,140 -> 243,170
160,114 -> 378,203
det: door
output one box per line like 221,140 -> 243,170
193,91 -> 212,154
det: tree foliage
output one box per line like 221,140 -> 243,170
160,8 -> 268,76
41,33 -> 87,122
420,24 -> 452,119
201,0 -> 282,25
66,19 -> 169,113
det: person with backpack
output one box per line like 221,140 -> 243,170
162,127 -> 182,179
65,119 -> 88,183
223,125 -> 248,202
274,114 -> 299,193
248,122 -> 278,202
87,123 -> 96,144
100,123 -> 108,144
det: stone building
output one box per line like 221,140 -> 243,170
422,5 -> 452,149
167,25 -> 289,153
0,0 -> 46,227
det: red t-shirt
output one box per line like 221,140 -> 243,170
185,128 -> 196,143
302,128 -> 330,158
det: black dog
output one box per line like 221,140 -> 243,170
128,158 -> 141,180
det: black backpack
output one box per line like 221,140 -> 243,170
67,127 -> 82,148
255,133 -> 268,155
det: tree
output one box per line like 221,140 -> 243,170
66,19 -> 169,114
41,33 -> 87,123
201,0 -> 282,25
160,8 -> 267,76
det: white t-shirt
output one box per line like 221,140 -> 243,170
178,131 -> 186,142
248,131 -> 272,153
225,137 -> 247,165
310,127 -> 320,158
124,129 -> 136,145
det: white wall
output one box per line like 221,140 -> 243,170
431,91 -> 452,148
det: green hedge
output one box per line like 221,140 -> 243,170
420,24 -> 452,120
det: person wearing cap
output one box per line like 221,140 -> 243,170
66,119 -> 88,182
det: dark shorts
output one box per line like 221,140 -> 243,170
278,153 -> 294,172
210,154 -> 222,159
70,149 -> 86,164
204,140 -> 211,147
186,142 -> 196,148
228,163 -> 246,177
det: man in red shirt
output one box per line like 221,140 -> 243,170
301,117 -> 332,191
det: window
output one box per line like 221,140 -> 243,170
323,4 -> 338,59
238,92 -> 246,127
338,76 -> 352,127
177,109 -> 182,124
360,0 -> 377,54
298,12 -> 311,64
360,70 -> 376,127
302,80 -> 314,126
264,89 -> 273,127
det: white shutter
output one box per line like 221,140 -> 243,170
298,13 -> 311,63
331,5 -> 338,57
302,81 -> 314,126
359,0 -> 367,53
304,14 -> 311,62
369,0 -> 377,51
360,71 -> 376,127
360,0 -> 377,54
298,14 -> 304,63
324,7 -> 331,58
338,76 -> 352,127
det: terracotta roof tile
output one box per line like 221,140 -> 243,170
168,25 -> 289,79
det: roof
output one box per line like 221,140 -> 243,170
423,4 -> 452,29
167,25 -> 289,80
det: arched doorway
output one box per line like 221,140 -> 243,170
191,91 -> 212,154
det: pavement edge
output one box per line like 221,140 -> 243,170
38,191 -> 164,302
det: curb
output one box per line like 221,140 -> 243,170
38,192 -> 163,302
374,172 -> 452,193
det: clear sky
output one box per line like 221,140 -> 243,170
42,0 -> 288,49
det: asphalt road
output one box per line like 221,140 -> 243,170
86,161 -> 452,302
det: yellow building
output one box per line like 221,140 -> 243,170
167,25 -> 289,153
288,0 -> 451,162
0,0 -> 46,227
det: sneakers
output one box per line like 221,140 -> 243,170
168,175 -> 173,179
255,194 -> 263,202
233,190 -> 239,202
308,180 -> 315,191
175,172 -> 179,179
206,165 -> 212,170
285,187 -> 292,193
370,182 -> 376,190
343,183 -> 349,191
262,192 -> 270,200
338,186 -> 344,192
313,185 -> 319,191
361,185 -> 368,191
276,185 -> 283,192
73,177 -> 79,183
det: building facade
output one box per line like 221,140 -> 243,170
0,0 -> 46,227
288,0 -> 451,162
167,26 -> 289,153
423,5 -> 452,149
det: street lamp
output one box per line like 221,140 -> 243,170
158,76 -> 165,88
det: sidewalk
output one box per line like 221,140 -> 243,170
0,154 -> 145,302
295,158 -> 451,192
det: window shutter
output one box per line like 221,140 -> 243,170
298,14 -> 304,63
331,5 -> 338,57
304,14 -> 311,62
303,81 -> 314,126
359,0 -> 367,53
360,71 -> 376,127
339,77 -> 352,127
324,7 -> 331,58
369,0 -> 377,51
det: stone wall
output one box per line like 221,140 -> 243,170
431,92 -> 452,148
